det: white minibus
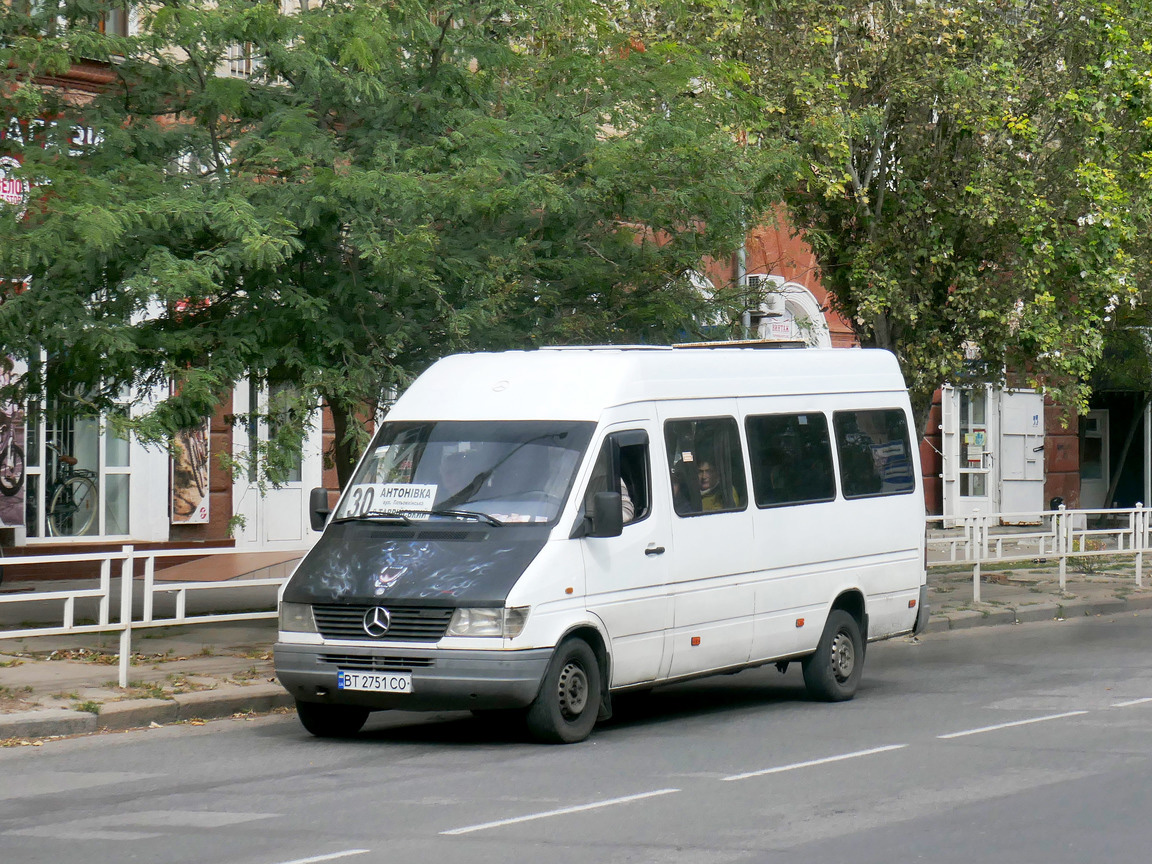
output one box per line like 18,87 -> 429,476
275,345 -> 928,743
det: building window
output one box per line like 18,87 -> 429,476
227,42 -> 259,78
268,382 -> 302,484
24,390 -> 132,540
99,7 -> 129,37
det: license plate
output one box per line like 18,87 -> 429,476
337,670 -> 413,693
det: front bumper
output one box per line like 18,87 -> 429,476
274,642 -> 553,712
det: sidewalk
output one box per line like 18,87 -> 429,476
0,619 -> 289,741
3,560 -> 1152,743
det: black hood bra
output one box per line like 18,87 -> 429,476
281,520 -> 550,607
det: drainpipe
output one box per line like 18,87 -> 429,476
1145,399 -> 1151,509
737,244 -> 749,339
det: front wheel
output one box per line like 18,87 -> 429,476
48,475 -> 98,537
802,609 -> 864,701
295,700 -> 369,738
526,638 -> 601,744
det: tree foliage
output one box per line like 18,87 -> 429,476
642,0 -> 1152,425
0,0 -> 762,483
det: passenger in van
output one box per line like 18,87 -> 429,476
619,478 -> 635,523
585,455 -> 637,525
698,459 -> 739,511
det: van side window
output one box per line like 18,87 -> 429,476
745,413 -> 836,508
833,409 -> 916,498
663,417 -> 747,516
584,432 -> 651,524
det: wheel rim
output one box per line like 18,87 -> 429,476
830,630 -> 855,682
556,660 -> 589,720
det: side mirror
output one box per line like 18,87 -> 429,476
309,487 -> 332,532
588,491 -> 623,538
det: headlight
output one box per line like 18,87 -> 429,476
447,606 -> 530,638
279,601 -> 317,633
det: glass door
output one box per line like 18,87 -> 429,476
942,385 -> 998,521
959,388 -> 993,502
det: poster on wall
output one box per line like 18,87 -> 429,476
171,420 -> 210,525
0,356 -> 26,529
0,155 -> 29,219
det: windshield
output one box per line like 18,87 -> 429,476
334,420 -> 596,525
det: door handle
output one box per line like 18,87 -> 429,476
644,545 -> 665,556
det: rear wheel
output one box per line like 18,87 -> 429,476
802,609 -> 864,701
295,700 -> 369,738
0,443 -> 24,495
526,638 -> 601,744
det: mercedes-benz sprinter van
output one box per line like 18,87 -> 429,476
275,345 -> 928,743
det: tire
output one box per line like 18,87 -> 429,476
295,700 -> 369,738
802,609 -> 864,702
48,475 -> 98,537
0,444 -> 24,496
526,638 -> 601,744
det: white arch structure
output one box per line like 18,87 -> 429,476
748,274 -> 831,348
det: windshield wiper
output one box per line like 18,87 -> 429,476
439,430 -> 569,510
427,508 -> 505,527
331,510 -> 415,525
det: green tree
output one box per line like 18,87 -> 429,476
0,0 -> 762,485
645,0 -> 1152,428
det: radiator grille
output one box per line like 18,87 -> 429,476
317,653 -> 434,670
313,604 -> 453,642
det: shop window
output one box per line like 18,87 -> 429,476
24,389 -> 132,540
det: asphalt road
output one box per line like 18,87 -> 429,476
4,611 -> 1152,864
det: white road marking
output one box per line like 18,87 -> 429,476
3,810 -> 279,841
440,788 -> 681,835
109,811 -> 278,828
5,826 -> 163,841
271,851 -> 370,864
938,710 -> 1089,739
721,744 -> 908,782
0,772 -> 162,802
1112,697 -> 1152,708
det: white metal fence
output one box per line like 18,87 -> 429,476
2,505 -> 1149,676
0,546 -> 303,687
927,504 -> 1150,602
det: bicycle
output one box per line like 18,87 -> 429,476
0,406 -> 24,497
45,441 -> 98,537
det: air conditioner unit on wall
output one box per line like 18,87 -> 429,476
761,293 -> 786,317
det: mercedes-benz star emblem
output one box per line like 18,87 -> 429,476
362,606 -> 392,638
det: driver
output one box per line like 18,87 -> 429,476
439,450 -> 477,503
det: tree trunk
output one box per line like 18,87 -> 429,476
1104,391 -> 1152,509
327,398 -> 363,491
909,389 -> 935,450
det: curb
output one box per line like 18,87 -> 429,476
1,683 -> 293,741
5,592 -> 1152,741
928,594 -> 1151,631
